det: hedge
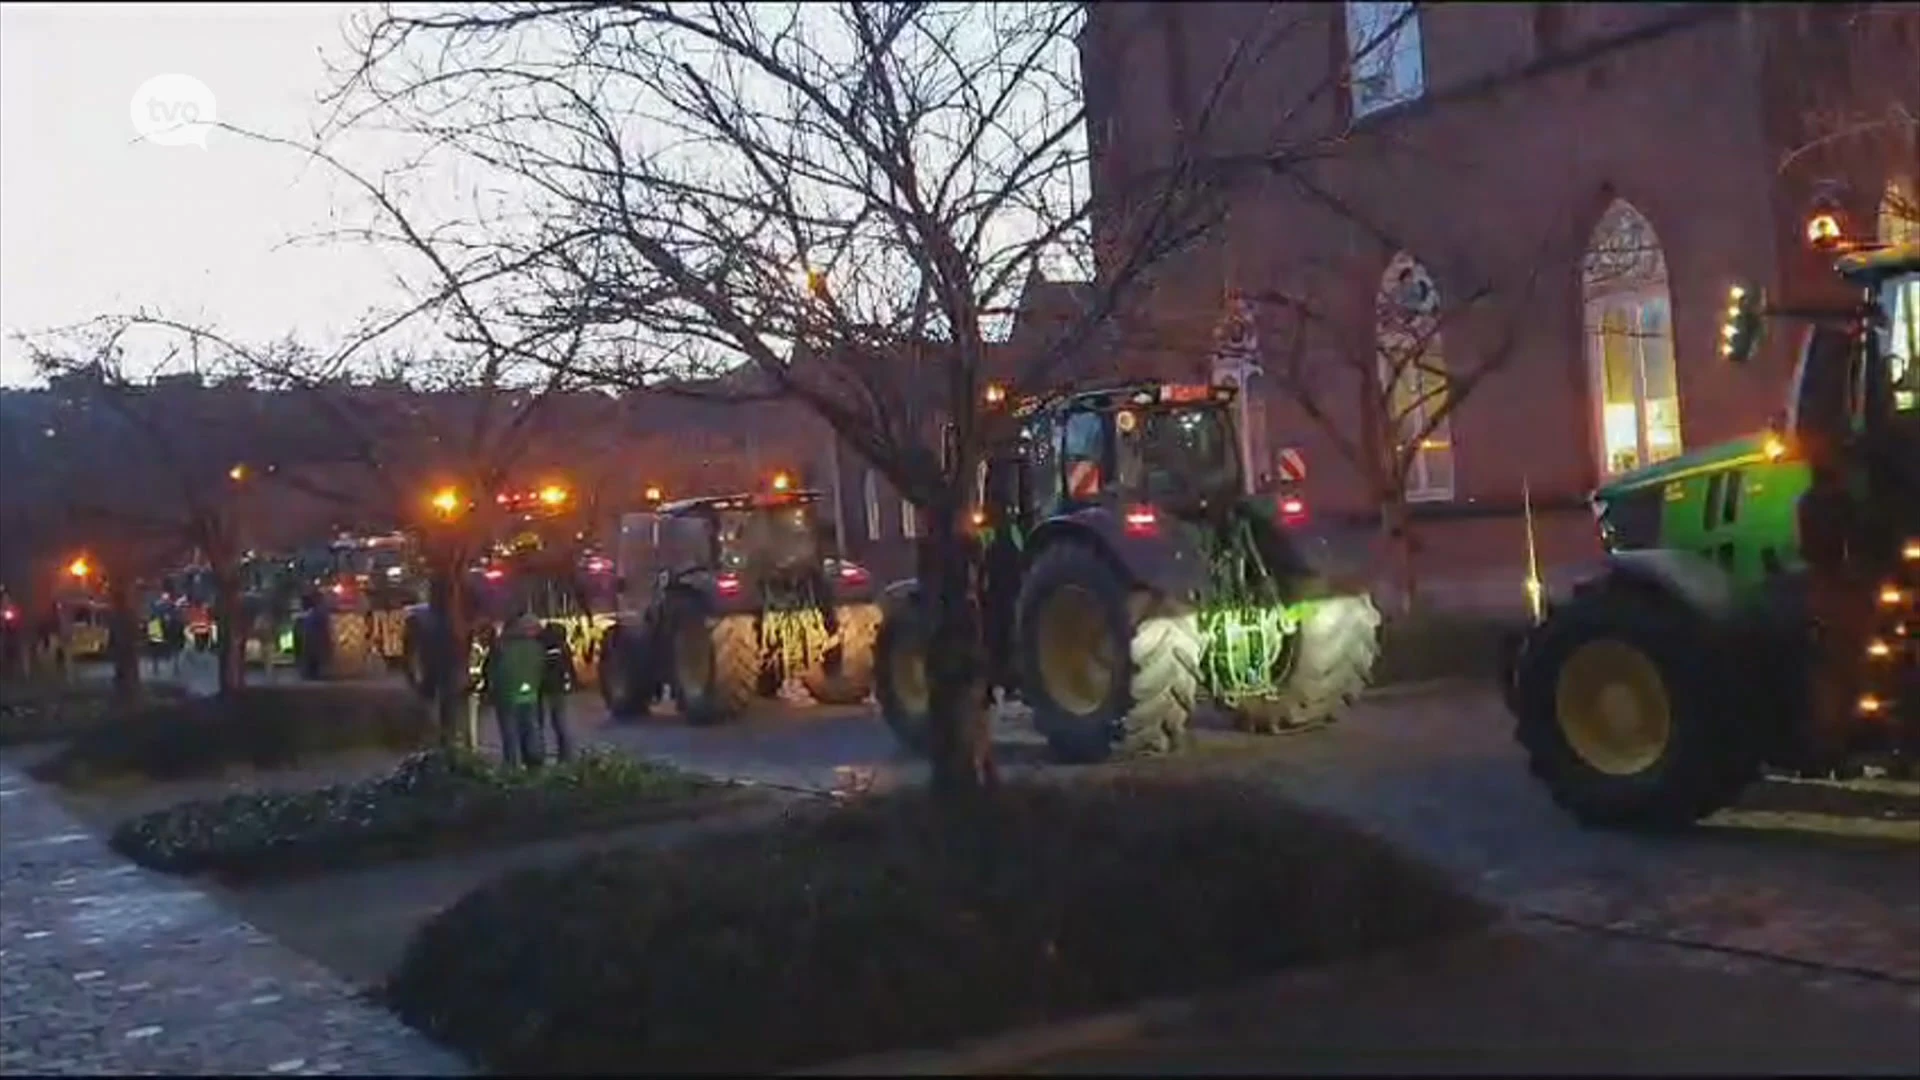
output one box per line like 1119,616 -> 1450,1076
0,681 -> 191,748
110,746 -> 730,880
385,776 -> 1492,1074
28,684 -> 436,789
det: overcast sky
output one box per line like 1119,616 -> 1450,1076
0,2 -> 404,386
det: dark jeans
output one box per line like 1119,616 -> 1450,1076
541,693 -> 573,762
494,699 -> 545,768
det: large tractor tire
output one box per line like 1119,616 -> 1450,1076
1230,592 -> 1383,734
1512,584 -> 1756,830
599,625 -> 656,719
802,603 -> 881,706
664,598 -> 760,726
1016,543 -> 1202,764
874,598 -> 933,755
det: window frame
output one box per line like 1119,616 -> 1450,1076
1375,253 -> 1455,503
863,469 -> 883,542
1586,287 -> 1684,478
1344,0 -> 1427,121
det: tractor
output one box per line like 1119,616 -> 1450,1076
396,483 -> 615,698
292,532 -> 425,681
1504,229 -> 1918,830
596,481 -> 882,725
872,379 -> 1384,764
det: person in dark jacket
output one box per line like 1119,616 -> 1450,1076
536,620 -> 576,763
485,614 -> 547,769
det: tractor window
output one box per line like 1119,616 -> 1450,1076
716,504 -> 816,572
1128,406 -> 1240,503
1061,410 -> 1109,502
1013,420 -> 1059,518
1881,270 -> 1917,411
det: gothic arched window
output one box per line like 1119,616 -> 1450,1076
1583,199 -> 1683,476
1376,252 -> 1454,501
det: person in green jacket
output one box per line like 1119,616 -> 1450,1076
485,613 -> 548,768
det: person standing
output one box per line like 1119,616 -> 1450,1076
536,620 -> 576,763
485,614 -> 547,769
162,605 -> 188,680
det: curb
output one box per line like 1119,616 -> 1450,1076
785,924 -> 1520,1076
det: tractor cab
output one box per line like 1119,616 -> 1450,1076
622,486 -> 865,601
973,381 -> 1247,534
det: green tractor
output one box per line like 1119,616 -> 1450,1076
1505,237 -> 1918,829
596,483 -> 882,725
874,379 -> 1383,764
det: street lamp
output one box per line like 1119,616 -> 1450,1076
538,484 -> 569,506
431,487 -> 462,517
67,556 -> 91,580
771,471 -> 793,493
644,485 -> 664,503
229,463 -> 249,482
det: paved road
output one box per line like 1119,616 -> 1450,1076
0,764 -> 467,1076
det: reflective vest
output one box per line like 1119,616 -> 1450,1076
147,617 -> 165,644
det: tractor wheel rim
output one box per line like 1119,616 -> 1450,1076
673,619 -> 711,700
1554,639 -> 1673,776
1036,584 -> 1117,715
891,634 -> 930,716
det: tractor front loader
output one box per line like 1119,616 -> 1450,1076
597,482 -> 881,726
1505,226 -> 1918,830
874,380 -> 1383,764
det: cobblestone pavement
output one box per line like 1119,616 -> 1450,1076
0,765 -> 468,1076
572,683 -> 1920,985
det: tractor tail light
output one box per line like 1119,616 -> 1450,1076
715,571 -> 743,597
1278,496 -> 1309,528
837,563 -> 870,587
1123,505 -> 1159,537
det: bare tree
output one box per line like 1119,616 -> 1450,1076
32,110 -> 610,745
1246,227 -> 1566,613
325,0 -> 1396,797
14,337 -> 285,700
1774,2 -> 1920,240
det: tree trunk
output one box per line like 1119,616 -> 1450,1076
212,563 -> 245,697
429,560 -> 473,749
918,507 -> 995,802
1379,492 -> 1419,616
104,574 -> 142,707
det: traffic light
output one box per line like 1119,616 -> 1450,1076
1721,284 -> 1762,364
